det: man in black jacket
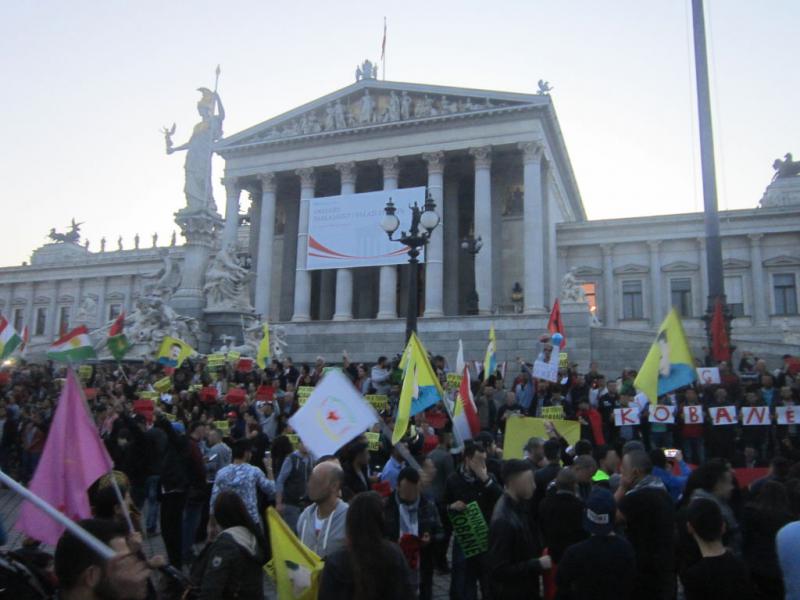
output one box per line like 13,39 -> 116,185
384,467 -> 443,600
445,440 -> 503,600
538,469 -> 587,563
488,459 -> 552,600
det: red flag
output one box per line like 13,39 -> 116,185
108,312 -> 125,337
20,325 -> 29,351
547,299 -> 566,349
710,298 -> 731,362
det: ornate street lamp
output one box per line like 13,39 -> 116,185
460,231 -> 483,315
381,191 -> 440,341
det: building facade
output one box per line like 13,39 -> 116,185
2,65 -> 799,372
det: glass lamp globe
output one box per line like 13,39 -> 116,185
420,209 -> 439,231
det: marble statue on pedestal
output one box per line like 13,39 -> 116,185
203,243 -> 253,312
75,296 -> 98,325
561,267 -> 587,303
214,320 -> 288,359
163,83 -> 225,213
142,249 -> 182,299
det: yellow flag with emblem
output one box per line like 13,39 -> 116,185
266,506 -> 323,600
634,308 -> 697,404
256,323 -> 270,369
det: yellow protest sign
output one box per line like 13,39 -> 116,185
297,386 -> 314,406
365,432 -> 381,452
503,415 -> 580,460
188,384 -> 202,393
287,433 -> 300,449
139,391 -> 159,401
78,365 -> 93,381
214,420 -> 230,435
541,406 -> 565,421
446,373 -> 463,389
559,353 -> 569,369
164,412 -> 176,422
154,377 -> 172,393
364,394 -> 389,410
226,350 -> 241,363
207,353 -> 225,370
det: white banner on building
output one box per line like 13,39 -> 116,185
306,187 -> 426,270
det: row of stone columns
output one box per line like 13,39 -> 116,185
223,140 -> 548,322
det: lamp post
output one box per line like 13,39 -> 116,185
381,191 -> 440,341
460,231 -> 483,315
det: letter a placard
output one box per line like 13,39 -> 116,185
709,405 -> 737,426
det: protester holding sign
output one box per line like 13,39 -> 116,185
487,459 -> 551,600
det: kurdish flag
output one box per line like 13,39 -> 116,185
0,317 -> 22,359
156,335 -> 195,368
47,326 -> 96,363
256,323 -> 270,369
634,308 -> 697,404
266,506 -> 323,600
106,312 -> 130,362
453,365 -> 480,442
394,332 -> 443,443
483,324 -> 497,381
19,325 -> 29,357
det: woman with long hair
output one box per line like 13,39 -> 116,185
190,490 -> 268,599
742,481 -> 794,599
319,491 -> 413,600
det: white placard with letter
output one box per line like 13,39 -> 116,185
741,406 -> 770,426
683,405 -> 704,424
648,404 -> 675,424
709,405 -> 737,426
307,187 -> 426,270
533,360 -> 559,383
614,407 -> 640,426
776,406 -> 799,425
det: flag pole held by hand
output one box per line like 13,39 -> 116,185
0,469 -> 115,560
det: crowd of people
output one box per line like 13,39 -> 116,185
1,339 -> 800,599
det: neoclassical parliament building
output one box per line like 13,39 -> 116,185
2,64 -> 799,372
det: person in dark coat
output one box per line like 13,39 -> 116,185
538,468 -> 587,563
339,438 -> 371,502
556,487 -> 636,600
741,481 -> 794,599
191,491 -> 267,599
445,440 -> 503,600
383,467 -> 444,600
488,459 -> 552,600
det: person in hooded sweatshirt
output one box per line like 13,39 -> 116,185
192,490 -> 267,599
296,460 -> 349,558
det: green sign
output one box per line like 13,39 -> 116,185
449,501 -> 489,558
287,433 -> 300,449
559,352 -> 569,369
226,350 -> 241,363
214,420 -> 230,435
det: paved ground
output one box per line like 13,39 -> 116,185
0,488 -> 453,598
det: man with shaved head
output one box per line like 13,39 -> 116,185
295,460 -> 349,557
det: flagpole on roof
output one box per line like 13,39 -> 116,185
381,17 -> 387,80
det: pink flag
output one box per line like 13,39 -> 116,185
16,369 -> 113,545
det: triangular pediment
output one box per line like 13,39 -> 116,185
613,263 -> 649,275
574,265 -> 603,277
763,255 -> 800,268
661,261 -> 698,273
218,79 -> 549,152
723,258 -> 750,270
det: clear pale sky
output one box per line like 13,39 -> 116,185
1,1 -> 797,267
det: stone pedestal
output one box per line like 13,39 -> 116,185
203,309 -> 253,350
560,299 -> 593,371
760,176 -> 800,208
171,207 -> 222,320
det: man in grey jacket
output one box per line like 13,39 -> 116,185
296,461 -> 349,558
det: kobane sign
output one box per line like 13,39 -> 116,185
306,186 -> 426,270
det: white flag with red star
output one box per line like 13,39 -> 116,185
288,370 -> 378,458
